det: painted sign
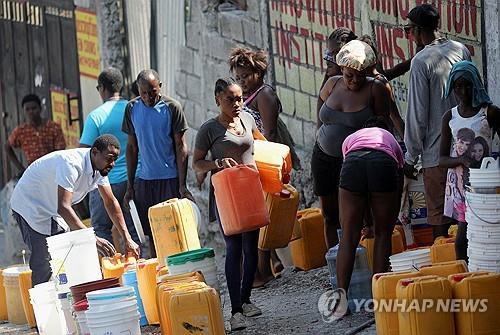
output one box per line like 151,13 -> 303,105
51,89 -> 80,148
269,0 -> 484,120
75,8 -> 100,79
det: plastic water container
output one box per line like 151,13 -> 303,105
449,272 -> 500,335
326,241 -> 372,309
0,269 -> 7,320
430,237 -> 457,263
29,281 -> 64,335
70,277 -> 120,304
372,271 -> 421,335
389,248 -> 431,272
47,228 -> 102,291
290,208 -> 327,270
212,165 -> 270,235
167,248 -> 218,291
465,192 -> 500,224
57,292 -> 77,335
73,299 -> 90,335
359,228 -> 406,271
136,259 -> 160,324
122,270 -> 148,326
148,198 -> 201,267
101,254 -> 136,280
259,184 -> 300,249
18,268 -> 36,327
2,265 -> 30,324
468,157 -> 500,189
418,260 -> 468,277
253,139 -> 293,193
396,275 -> 455,335
84,287 -> 140,335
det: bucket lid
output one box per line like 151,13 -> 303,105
2,265 -> 30,276
166,248 -> 215,266
86,286 -> 135,301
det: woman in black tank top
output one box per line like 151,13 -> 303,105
312,40 -> 393,249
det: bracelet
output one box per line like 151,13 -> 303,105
215,159 -> 223,169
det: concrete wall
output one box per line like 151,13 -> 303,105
175,0 -> 494,222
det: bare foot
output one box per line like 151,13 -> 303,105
271,261 -> 284,278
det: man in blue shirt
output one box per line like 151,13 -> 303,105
80,68 -> 140,246
122,69 -> 192,255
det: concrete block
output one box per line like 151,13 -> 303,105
280,114 -> 304,147
273,56 -> 286,85
193,103 -> 204,128
276,85 -> 295,116
299,65 -> 316,95
242,19 -> 258,47
315,70 -> 326,94
205,32 -> 226,61
302,120 -> 316,149
246,0 -> 261,21
294,91 -> 311,121
219,11 -> 245,42
285,63 -> 301,91
309,95 -> 320,123
183,100 -> 195,127
186,22 -> 201,50
193,51 -> 203,77
186,74 -> 202,104
175,71 -> 187,98
179,47 -> 194,73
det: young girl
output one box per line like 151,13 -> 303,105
192,78 -> 264,331
229,47 -> 300,286
440,60 -> 500,261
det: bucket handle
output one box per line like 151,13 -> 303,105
480,157 -> 499,170
464,194 -> 500,224
54,242 -> 75,280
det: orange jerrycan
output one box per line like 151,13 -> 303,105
168,286 -> 225,335
359,229 -> 405,272
253,140 -> 292,193
137,258 -> 160,325
148,198 -> 201,266
0,269 -> 7,321
2,265 -> 29,324
449,272 -> 500,335
290,208 -> 327,270
158,271 -> 206,285
259,184 -> 300,249
418,260 -> 467,278
372,271 -> 421,335
101,253 -> 136,280
157,281 -> 207,335
19,270 -> 36,327
430,237 -> 456,263
396,275 -> 455,335
212,165 -> 270,236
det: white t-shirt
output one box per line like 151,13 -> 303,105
11,148 -> 109,235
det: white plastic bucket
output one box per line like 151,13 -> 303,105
29,282 -> 64,335
74,310 -> 90,335
87,314 -> 140,335
57,292 -> 76,335
47,228 -> 102,291
167,248 -> 219,291
86,286 -> 135,302
390,249 -> 431,271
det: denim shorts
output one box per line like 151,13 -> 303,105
340,150 -> 400,193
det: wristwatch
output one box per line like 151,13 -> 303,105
215,159 -> 223,169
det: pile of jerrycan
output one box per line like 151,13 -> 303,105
325,217 -> 500,335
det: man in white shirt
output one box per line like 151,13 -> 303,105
11,134 -> 139,285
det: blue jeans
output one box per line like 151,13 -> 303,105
89,181 -> 140,245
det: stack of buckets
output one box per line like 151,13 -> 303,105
389,248 -> 432,272
85,287 -> 141,334
166,248 -> 219,291
466,157 -> 500,272
29,282 -> 65,334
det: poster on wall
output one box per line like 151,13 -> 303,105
51,88 -> 80,149
75,8 -> 100,79
268,0 -> 484,120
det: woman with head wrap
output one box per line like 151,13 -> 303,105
317,28 -> 357,128
439,60 -> 500,261
312,40 -> 393,249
